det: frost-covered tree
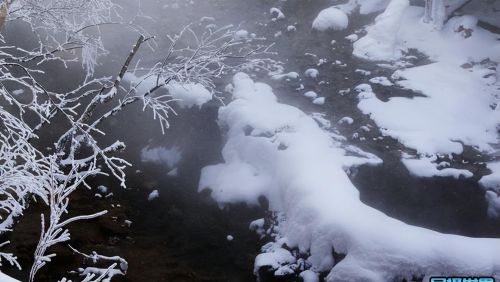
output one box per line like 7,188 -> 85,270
0,1 -> 265,281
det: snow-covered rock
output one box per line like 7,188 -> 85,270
271,72 -> 300,81
304,68 -> 319,79
312,7 -> 348,31
304,91 -> 318,99
312,97 -> 325,105
148,190 -> 159,201
369,76 -> 393,86
270,7 -> 285,20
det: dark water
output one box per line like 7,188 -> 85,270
2,0 -> 500,281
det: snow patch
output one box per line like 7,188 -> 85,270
402,155 -> 473,179
141,146 -> 182,168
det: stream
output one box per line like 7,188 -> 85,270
2,0 -> 499,281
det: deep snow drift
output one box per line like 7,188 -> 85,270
199,73 -> 500,281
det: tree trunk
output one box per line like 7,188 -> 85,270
0,0 -> 12,29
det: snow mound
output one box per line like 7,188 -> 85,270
353,0 -> 409,61
312,7 -> 348,31
199,73 -> 500,281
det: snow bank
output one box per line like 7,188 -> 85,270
357,62 -> 499,155
0,273 -> 20,282
353,0 -> 409,61
480,162 -> 500,193
402,155 -> 473,179
480,162 -> 500,218
199,73 -> 500,281
354,4 -> 500,179
312,8 -> 348,31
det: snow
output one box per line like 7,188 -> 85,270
485,191 -> 500,218
11,89 -> 24,95
402,154 -> 473,179
299,270 -> 319,282
166,82 -> 212,109
338,117 -> 354,125
353,0 -> 410,61
254,246 -> 296,275
141,146 -> 182,168
353,3 -> 500,181
357,0 -> 391,14
234,29 -> 249,40
270,7 -> 285,20
312,97 -> 325,105
249,218 -> 266,238
355,69 -> 371,76
464,0 -> 500,28
147,190 -> 159,201
480,161 -> 500,193
97,185 -> 108,194
304,91 -> 318,99
345,34 -> 358,42
312,7 -> 348,31
226,235 -> 234,241
271,72 -> 300,81
124,73 -> 212,109
479,161 -> 500,218
358,62 -> 499,156
0,272 -> 20,282
369,76 -> 393,86
199,73 -> 500,280
304,68 -> 319,79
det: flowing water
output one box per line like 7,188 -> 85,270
3,0 -> 500,281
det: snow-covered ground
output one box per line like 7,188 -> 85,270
195,0 -> 500,280
200,73 -> 500,281
350,1 -> 500,216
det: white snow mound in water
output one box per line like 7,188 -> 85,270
199,73 -> 500,281
312,7 -> 348,31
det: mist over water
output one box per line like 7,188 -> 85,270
3,0 -> 499,281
